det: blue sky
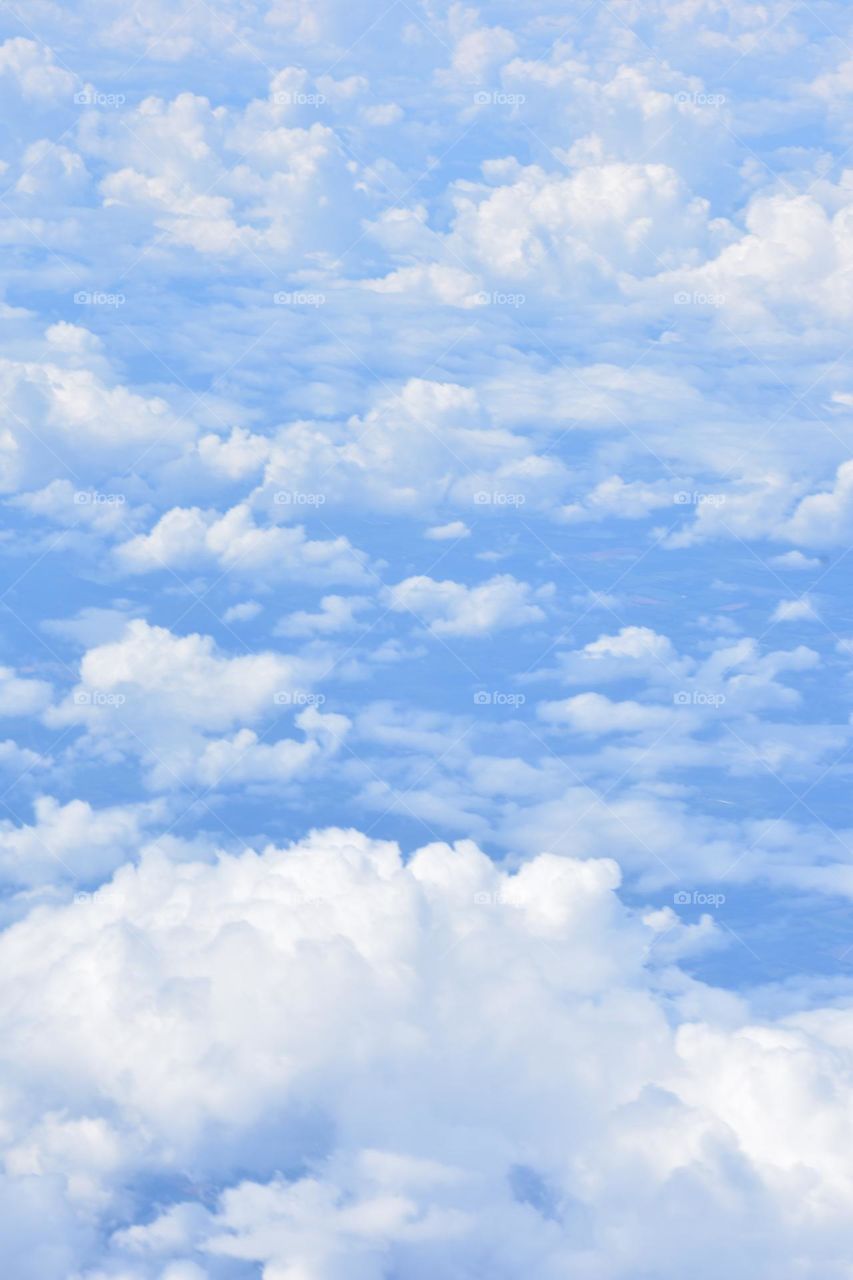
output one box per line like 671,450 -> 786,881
1,2 -> 853,1276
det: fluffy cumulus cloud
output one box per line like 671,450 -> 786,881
0,352 -> 193,496
384,573 -> 551,637
0,1 -> 852,1275
0,37 -> 77,102
0,794 -> 160,889
45,620 -> 349,791
249,377 -> 570,518
0,828 -> 850,1279
114,504 -> 371,585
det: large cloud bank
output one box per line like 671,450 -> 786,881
0,828 -> 851,1278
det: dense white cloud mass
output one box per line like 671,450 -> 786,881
0,828 -> 851,1279
0,0 -> 853,1274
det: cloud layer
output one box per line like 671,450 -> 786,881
0,0 -> 852,1275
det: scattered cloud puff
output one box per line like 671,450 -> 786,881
538,691 -> 675,735
277,593 -> 371,637
771,596 -> 820,623
221,600 -> 262,624
769,551 -> 823,571
425,520 -> 470,541
385,574 -> 551,637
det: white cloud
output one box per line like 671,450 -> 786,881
168,706 -> 350,789
1,5 -> 853,1275
92,83 -> 359,261
0,666 -> 52,716
385,574 -> 550,636
425,520 -> 470,541
769,550 -> 823,570
538,692 -> 675,735
0,828 -> 852,1276
277,593 -> 371,637
222,600 -> 262,624
0,38 -> 77,103
361,263 -> 483,307
442,12 -> 517,84
45,620 -> 339,791
559,475 -> 676,523
12,478 -> 133,535
547,629 -> 819,717
115,503 -> 370,585
0,354 -> 191,495
254,378 -> 570,517
196,428 -> 270,482
361,102 -> 404,126
658,184 -> 853,334
15,140 -> 88,198
556,626 -> 684,684
771,596 -> 820,623
416,160 -> 720,292
781,460 -> 853,548
48,618 -> 305,727
0,795 -> 161,888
